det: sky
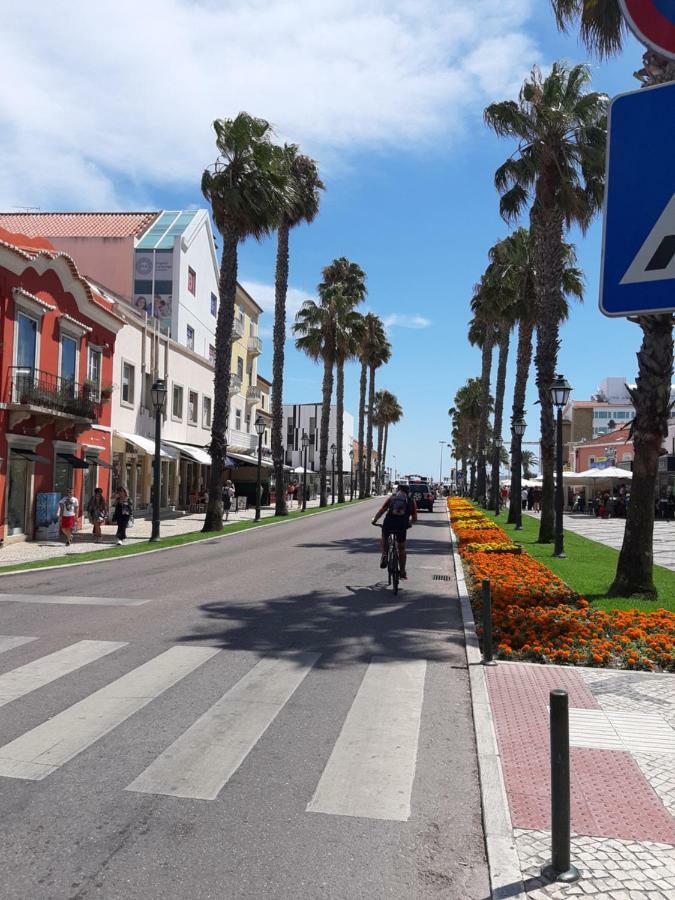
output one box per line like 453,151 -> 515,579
0,0 -> 650,478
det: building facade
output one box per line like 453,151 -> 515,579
571,425 -> 634,473
282,404 -> 354,474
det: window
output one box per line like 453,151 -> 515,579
121,361 -> 135,405
203,396 -> 212,428
54,457 -> 72,494
209,344 -> 216,364
16,313 -> 37,371
188,266 -> 196,295
589,456 -> 595,466
188,390 -> 198,425
210,293 -> 217,316
622,453 -> 632,462
235,408 -> 242,431
187,325 -> 195,351
238,305 -> 244,323
246,413 -> 251,432
237,356 -> 244,380
88,348 -> 102,399
60,335 -> 77,386
261,393 -> 265,410
172,383 -> 183,420
249,320 -> 255,336
286,418 -> 294,447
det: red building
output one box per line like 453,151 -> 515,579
572,424 -> 634,472
0,228 -> 123,543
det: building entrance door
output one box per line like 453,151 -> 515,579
7,455 -> 29,537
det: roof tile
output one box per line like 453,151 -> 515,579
0,212 -> 159,239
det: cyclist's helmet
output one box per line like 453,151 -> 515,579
397,483 -> 409,493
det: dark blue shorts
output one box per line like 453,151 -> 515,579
382,517 -> 408,543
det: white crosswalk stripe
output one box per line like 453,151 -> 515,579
0,636 -> 37,655
0,593 -> 151,606
0,646 -> 218,781
0,640 -> 126,708
126,653 -> 319,800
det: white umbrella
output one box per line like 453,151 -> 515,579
566,467 -> 632,482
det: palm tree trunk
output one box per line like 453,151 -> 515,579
376,424 -> 384,494
357,361 -> 367,497
609,315 -> 673,597
508,318 -> 534,524
204,224 -> 238,531
382,423 -> 389,489
533,202 -> 564,544
475,336 -> 494,504
366,365 -> 376,496
489,328 -> 510,510
319,353 -> 333,507
469,461 -> 476,497
336,359 -> 346,503
461,458 -> 467,495
272,218 -> 289,516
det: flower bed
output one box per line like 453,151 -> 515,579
448,498 -> 675,672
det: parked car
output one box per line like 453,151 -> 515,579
409,480 -> 434,512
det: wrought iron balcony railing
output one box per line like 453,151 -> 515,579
8,367 -> 100,421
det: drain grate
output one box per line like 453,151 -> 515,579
433,574 -> 452,581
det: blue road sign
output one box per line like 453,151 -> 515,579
600,80 -> 675,317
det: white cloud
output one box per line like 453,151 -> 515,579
0,0 -> 538,209
383,313 -> 431,329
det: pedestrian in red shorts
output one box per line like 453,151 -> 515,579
57,487 -> 79,546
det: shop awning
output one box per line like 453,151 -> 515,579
86,456 -> 114,470
227,450 -> 274,468
114,430 -> 172,459
162,440 -> 211,466
57,452 -> 89,469
11,448 -> 51,465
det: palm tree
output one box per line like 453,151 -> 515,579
485,63 -> 608,543
365,324 -> 392,496
201,112 -> 289,532
549,4 -> 675,599
272,146 -> 324,516
357,314 -> 389,497
320,258 -> 367,503
373,390 -> 387,492
522,450 -> 536,479
450,378 -> 487,496
469,277 -> 500,504
379,390 -> 402,489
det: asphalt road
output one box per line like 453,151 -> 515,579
0,500 -> 488,900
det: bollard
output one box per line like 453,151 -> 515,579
542,689 -> 580,884
481,579 -> 496,666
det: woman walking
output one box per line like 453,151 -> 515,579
112,487 -> 133,545
87,487 -> 108,543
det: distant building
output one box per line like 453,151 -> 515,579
282,403 -> 354,475
571,425 -> 634,473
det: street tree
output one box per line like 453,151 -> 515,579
357,313 -> 390,497
468,276 -> 500,504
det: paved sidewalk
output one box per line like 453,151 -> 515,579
0,498 -> 326,567
526,511 -> 675,573
487,662 -> 675,899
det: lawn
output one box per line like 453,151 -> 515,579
496,511 -> 675,612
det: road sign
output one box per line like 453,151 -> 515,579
600,80 -> 675,317
620,0 -> 675,60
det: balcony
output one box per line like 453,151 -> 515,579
7,367 -> 100,422
246,385 -> 262,405
233,318 -> 245,339
247,335 -> 262,358
229,374 -> 243,396
226,428 -> 258,452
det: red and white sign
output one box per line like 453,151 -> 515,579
620,0 -> 675,60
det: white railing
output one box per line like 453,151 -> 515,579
247,335 -> 263,356
246,385 -> 262,404
228,374 -> 243,396
233,319 -> 245,339
226,428 -> 258,451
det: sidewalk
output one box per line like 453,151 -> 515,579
450,528 -> 675,900
0,498 -> 326,567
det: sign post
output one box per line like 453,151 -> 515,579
600,80 -> 675,317
619,0 -> 675,60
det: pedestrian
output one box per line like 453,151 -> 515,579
57,487 -> 79,546
527,487 -> 534,511
222,480 -> 235,522
533,487 -> 541,512
112,487 -> 133,545
87,487 -> 108,543
521,486 -> 528,510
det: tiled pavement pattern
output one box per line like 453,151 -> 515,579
486,662 -> 675,897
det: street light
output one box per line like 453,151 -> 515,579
330,443 -> 337,505
302,431 -> 310,512
254,414 -> 265,522
494,436 -> 504,516
550,374 -> 572,557
349,447 -> 355,501
149,379 -> 167,542
512,416 -> 527,531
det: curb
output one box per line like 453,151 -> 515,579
447,508 -> 526,900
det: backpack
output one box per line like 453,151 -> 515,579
389,491 -> 409,517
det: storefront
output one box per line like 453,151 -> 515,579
112,431 -> 179,511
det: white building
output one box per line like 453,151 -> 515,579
282,403 -> 354,474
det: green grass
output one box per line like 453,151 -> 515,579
491,510 -> 675,612
0,499 -> 371,576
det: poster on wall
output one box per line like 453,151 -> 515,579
35,492 -> 64,541
133,250 -> 174,336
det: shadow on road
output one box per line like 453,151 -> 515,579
295,535 -> 451,557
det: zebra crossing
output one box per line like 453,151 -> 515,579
0,635 -> 428,821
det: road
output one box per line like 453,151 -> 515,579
0,500 -> 488,899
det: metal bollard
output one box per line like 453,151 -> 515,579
542,690 -> 580,884
481,579 -> 496,666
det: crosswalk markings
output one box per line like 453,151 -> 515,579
0,646 -> 218,781
0,593 -> 151,606
126,653 -> 320,800
0,640 -> 126,709
0,636 -> 37,655
307,658 -> 426,822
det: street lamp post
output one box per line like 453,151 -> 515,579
149,379 -> 167,543
349,448 -> 355,501
330,443 -> 337,505
438,440 -> 445,486
254,414 -> 265,522
512,417 -> 527,531
302,431 -> 309,512
494,436 -> 503,516
550,374 -> 572,558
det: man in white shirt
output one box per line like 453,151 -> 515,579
58,487 -> 79,546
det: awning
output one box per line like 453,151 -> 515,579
227,450 -> 274,468
57,452 -> 89,469
86,456 -> 113,470
162,440 -> 211,466
11,448 -> 51,465
114,430 -> 172,459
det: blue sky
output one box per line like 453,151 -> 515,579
1,1 -> 650,478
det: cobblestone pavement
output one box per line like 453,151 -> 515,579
486,662 -> 675,897
0,498 -> 325,567
524,511 -> 675,572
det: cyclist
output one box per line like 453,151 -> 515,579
371,483 -> 417,579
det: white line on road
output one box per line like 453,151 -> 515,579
0,646 -> 218,781
126,653 -> 319,800
0,640 -> 126,708
307,658 -> 426,822
0,593 -> 151,606
0,636 -> 37,655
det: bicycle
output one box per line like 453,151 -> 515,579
373,523 -> 401,595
